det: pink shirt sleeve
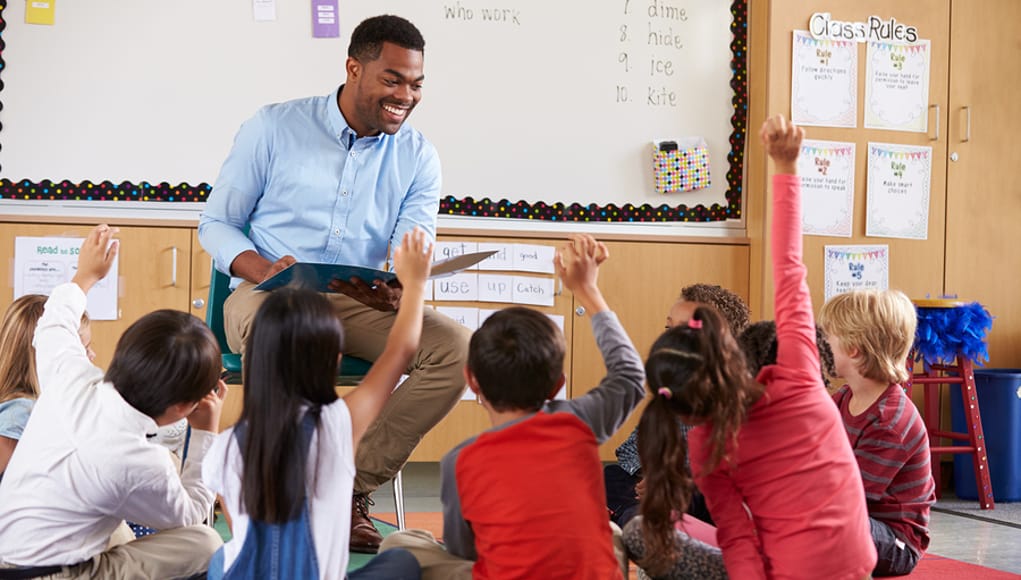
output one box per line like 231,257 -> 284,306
690,430 -> 767,580
770,173 -> 822,387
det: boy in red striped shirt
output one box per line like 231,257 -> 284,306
820,289 -> 936,577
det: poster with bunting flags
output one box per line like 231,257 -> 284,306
797,140 -> 855,236
824,245 -> 889,300
865,39 -> 931,132
866,142 -> 932,239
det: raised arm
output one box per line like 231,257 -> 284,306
34,226 -> 119,394
343,228 -> 432,449
546,235 -> 645,442
762,116 -> 821,380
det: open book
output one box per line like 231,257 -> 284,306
254,250 -> 498,292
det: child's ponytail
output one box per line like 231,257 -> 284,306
637,391 -> 690,576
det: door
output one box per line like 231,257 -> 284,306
944,0 -> 1021,366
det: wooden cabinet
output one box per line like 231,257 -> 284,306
0,221 -> 194,371
749,0 -> 1019,366
749,0 -> 951,319
943,0 -> 1021,366
0,218 -> 749,461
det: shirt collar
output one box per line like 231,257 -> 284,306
328,85 -> 385,148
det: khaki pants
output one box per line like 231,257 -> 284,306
381,524 -> 629,580
6,525 -> 222,580
225,282 -> 470,493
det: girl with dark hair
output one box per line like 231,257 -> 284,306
202,229 -> 433,580
624,117 -> 875,580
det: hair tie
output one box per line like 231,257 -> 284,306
687,318 -> 703,330
657,387 -> 673,399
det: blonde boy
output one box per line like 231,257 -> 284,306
819,289 -> 936,577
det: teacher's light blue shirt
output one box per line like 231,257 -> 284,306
199,86 -> 441,284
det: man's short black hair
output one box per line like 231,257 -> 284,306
348,14 -> 425,62
468,307 -> 565,412
105,309 -> 221,418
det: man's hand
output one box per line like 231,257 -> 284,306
72,224 -> 120,294
262,255 -> 296,282
329,277 -> 403,312
187,381 -> 228,433
228,251 -> 295,285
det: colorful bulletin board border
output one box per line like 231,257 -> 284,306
0,0 -> 749,223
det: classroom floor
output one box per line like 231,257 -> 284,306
372,462 -> 1021,577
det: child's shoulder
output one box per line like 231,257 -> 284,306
875,385 -> 922,427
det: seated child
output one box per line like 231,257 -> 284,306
201,228 -> 432,579
625,116 -> 875,580
0,224 -> 226,579
819,289 -> 936,577
0,296 -> 96,478
380,234 -> 646,580
607,283 -> 750,527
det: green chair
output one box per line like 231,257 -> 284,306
204,263 -> 405,529
205,264 -> 374,383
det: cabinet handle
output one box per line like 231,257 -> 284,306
170,246 -> 178,287
962,106 -> 972,143
193,298 -> 206,309
930,104 -> 939,141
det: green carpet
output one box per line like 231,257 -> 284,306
212,512 -> 399,573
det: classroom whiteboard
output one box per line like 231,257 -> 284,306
0,0 -> 747,222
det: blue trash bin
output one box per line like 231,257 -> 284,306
951,368 -> 1021,501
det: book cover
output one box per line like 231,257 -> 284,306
254,250 -> 498,292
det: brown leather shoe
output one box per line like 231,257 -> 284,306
350,493 -> 382,554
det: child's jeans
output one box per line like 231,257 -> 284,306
869,517 -> 921,576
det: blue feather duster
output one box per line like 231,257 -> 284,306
914,302 -> 993,366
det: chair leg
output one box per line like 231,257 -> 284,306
960,359 -> 995,509
393,469 -> 406,531
923,380 -> 943,498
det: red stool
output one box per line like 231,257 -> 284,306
905,351 -> 994,510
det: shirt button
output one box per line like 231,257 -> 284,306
342,190 -> 349,196
334,229 -> 341,235
350,152 -> 358,158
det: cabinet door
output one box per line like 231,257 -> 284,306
569,241 -> 750,460
190,229 -> 213,322
764,0 -> 951,314
0,223 -> 193,370
944,0 -> 1021,365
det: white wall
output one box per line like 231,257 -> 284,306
0,0 -> 738,211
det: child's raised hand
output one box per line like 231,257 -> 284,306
760,115 -> 804,174
72,224 -> 120,294
393,228 -> 434,289
556,234 -> 610,314
555,234 -> 606,294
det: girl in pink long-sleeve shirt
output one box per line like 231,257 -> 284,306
629,116 -> 876,580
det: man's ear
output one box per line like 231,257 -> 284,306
547,373 -> 567,400
345,56 -> 361,81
